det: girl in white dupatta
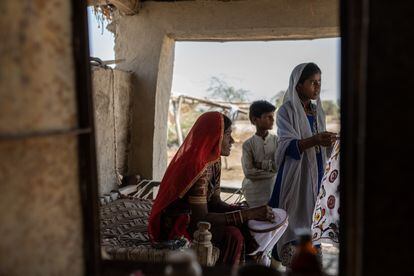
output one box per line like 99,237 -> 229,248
268,63 -> 337,267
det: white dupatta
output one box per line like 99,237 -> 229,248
275,63 -> 327,256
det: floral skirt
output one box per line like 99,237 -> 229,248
312,141 -> 340,246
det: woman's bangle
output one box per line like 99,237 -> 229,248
225,210 -> 244,226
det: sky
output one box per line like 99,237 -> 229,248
172,39 -> 340,102
88,8 -> 115,61
88,8 -> 340,103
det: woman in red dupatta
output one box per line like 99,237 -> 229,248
149,112 -> 274,265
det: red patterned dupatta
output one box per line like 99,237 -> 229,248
148,112 -> 224,242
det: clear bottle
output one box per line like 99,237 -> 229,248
164,249 -> 202,276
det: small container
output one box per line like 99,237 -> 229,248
110,191 -> 119,201
290,228 -> 322,275
103,194 -> 111,203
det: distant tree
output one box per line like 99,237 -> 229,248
207,76 -> 249,102
322,100 -> 340,118
270,90 -> 285,109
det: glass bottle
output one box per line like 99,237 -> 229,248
290,229 -> 322,275
164,249 -> 202,276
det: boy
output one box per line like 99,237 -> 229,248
242,100 -> 278,207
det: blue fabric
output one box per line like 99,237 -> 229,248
268,115 -> 323,207
268,139 -> 299,208
306,115 -> 324,190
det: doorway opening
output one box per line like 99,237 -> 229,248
167,39 -> 340,274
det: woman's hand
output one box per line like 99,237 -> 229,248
313,132 -> 337,147
243,205 -> 275,222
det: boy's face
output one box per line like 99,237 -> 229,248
253,111 -> 275,130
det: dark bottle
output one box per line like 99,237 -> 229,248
290,230 -> 322,275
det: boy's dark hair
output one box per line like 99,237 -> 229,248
249,100 -> 276,123
298,62 -> 322,85
223,114 -> 232,131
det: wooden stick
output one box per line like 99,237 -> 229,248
172,95 -> 248,115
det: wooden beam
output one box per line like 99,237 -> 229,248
88,0 -> 140,15
173,95 -> 248,115
172,96 -> 184,146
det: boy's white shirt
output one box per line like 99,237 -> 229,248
241,133 -> 278,207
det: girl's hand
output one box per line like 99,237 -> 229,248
313,132 -> 337,147
243,205 -> 275,222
